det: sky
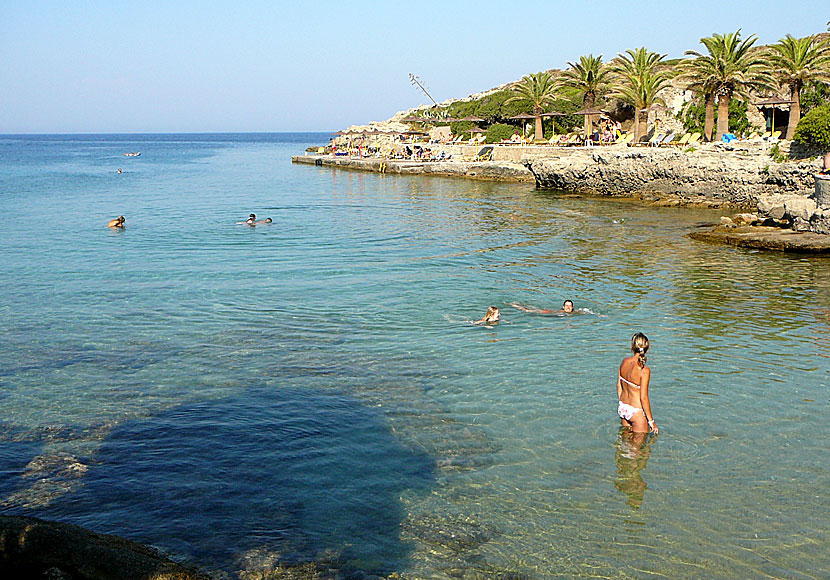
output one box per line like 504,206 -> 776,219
1,1 -> 827,133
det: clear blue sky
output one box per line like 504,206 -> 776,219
1,1 -> 827,133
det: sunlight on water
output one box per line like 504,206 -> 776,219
1,134 -> 828,579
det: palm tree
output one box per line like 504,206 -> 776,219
680,50 -> 720,141
506,71 -> 558,142
560,54 -> 613,136
768,34 -> 830,139
611,47 -> 672,142
685,30 -> 774,140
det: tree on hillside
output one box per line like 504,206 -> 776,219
560,54 -> 613,136
686,30 -> 774,140
506,71 -> 558,142
769,34 -> 830,139
610,47 -> 672,142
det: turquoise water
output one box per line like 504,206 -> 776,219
1,133 -> 828,579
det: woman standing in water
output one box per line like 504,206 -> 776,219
617,333 -> 658,434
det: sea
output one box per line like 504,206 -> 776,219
0,133 -> 827,579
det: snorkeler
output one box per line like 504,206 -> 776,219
510,300 -> 574,315
106,215 -> 125,228
617,332 -> 658,434
474,306 -> 500,325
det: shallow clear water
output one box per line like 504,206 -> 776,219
1,134 -> 828,579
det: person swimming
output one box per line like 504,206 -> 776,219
106,215 -> 125,228
510,300 -> 574,315
617,332 -> 658,434
474,306 -> 500,325
255,217 -> 273,224
246,213 -> 256,225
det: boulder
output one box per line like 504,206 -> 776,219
783,197 -> 818,221
0,515 -> 209,580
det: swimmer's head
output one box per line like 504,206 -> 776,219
562,300 -> 574,313
249,214 -> 256,220
264,217 -> 272,223
117,215 -> 125,223
484,306 -> 500,323
631,332 -> 649,367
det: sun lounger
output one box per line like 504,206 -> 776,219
659,132 -> 676,147
474,146 -> 494,161
674,133 -> 690,147
760,131 -> 771,139
647,133 -> 666,147
747,132 -> 760,141
769,130 -> 782,141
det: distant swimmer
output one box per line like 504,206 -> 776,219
117,168 -> 122,174
617,332 -> 658,434
106,215 -> 125,228
247,213 -> 256,225
510,300 -> 575,315
474,306 -> 500,325
255,217 -> 273,224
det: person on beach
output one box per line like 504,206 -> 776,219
107,215 -> 125,228
822,152 -> 830,174
474,306 -> 500,325
617,332 -> 658,434
510,300 -> 574,315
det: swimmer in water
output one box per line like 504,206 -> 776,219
617,332 -> 658,434
510,300 -> 574,315
246,213 -> 256,225
474,306 -> 500,325
255,217 -> 273,224
106,215 -> 125,228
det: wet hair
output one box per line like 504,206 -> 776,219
249,213 -> 256,219
563,300 -> 573,309
631,332 -> 650,368
485,306 -> 499,321
264,217 -> 272,223
118,215 -> 125,223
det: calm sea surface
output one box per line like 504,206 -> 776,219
0,133 -> 828,579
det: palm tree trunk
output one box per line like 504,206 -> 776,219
633,109 -> 641,142
584,93 -> 595,137
704,93 -> 715,142
535,115 -> 544,142
716,93 -> 730,140
786,85 -> 800,140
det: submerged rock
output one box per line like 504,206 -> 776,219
0,515 -> 209,580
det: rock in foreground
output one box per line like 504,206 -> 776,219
0,515 -> 209,580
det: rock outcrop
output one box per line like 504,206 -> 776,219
523,142 -> 821,206
0,515 -> 209,580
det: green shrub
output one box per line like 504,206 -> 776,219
769,143 -> 788,163
485,123 -> 516,143
793,103 -> 830,148
800,82 -> 830,115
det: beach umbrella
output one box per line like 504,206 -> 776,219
460,115 -> 485,123
755,96 -> 794,133
509,112 -> 539,138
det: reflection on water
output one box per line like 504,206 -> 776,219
613,429 -> 655,510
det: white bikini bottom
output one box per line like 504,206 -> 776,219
618,400 -> 643,421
